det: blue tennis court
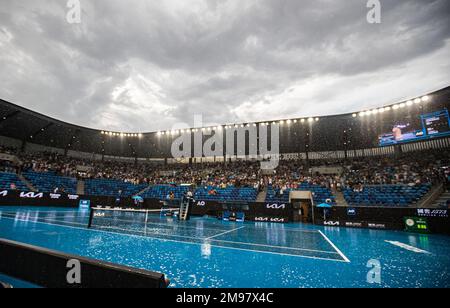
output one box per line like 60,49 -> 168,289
1,206 -> 450,288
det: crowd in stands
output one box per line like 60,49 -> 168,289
341,151 -> 448,188
1,144 -> 449,206
0,146 -> 19,173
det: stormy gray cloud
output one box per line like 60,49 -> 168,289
0,0 -> 449,132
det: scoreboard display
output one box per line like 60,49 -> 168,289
379,109 -> 450,146
404,217 -> 429,233
424,110 -> 450,136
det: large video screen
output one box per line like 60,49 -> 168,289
378,109 -> 450,146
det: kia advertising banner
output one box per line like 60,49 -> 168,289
190,200 -> 293,222
0,190 -> 80,208
315,205 -> 450,234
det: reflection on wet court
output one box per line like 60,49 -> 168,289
1,207 -> 449,288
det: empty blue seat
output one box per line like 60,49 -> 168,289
194,186 -> 257,202
85,178 -> 147,197
0,172 -> 28,191
140,185 -> 190,200
23,171 -> 77,194
343,184 -> 431,207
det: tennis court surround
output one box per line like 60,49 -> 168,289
1,206 -> 450,288
1,207 -> 349,262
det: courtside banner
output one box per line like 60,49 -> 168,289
190,200 -> 293,222
315,206 -> 450,235
0,190 -> 80,208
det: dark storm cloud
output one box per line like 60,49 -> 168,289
0,0 -> 449,132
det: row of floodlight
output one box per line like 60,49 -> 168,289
101,95 -> 431,138
352,96 -> 430,118
101,131 -> 143,138
156,117 -> 321,136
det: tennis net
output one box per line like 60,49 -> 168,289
87,207 -> 179,229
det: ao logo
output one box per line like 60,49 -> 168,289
197,201 -> 206,207
20,192 -> 44,199
406,219 -> 415,227
266,203 -> 286,210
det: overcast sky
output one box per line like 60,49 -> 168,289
0,0 -> 449,132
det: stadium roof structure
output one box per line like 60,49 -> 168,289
1,86 -> 450,159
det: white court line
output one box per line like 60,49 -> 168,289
2,211 -> 233,233
2,213 -> 338,256
2,214 -> 251,243
3,210 -> 319,234
1,214 -> 217,241
0,215 -> 347,263
208,238 -> 340,255
266,228 -> 321,234
95,223 -> 338,255
385,241 -> 431,254
206,226 -> 245,240
318,230 -> 350,263
91,207 -> 179,213
89,220 -> 338,255
1,210 -> 80,214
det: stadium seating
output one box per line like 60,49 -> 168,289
343,184 -> 431,207
266,182 -> 336,205
0,172 -> 28,191
22,171 -> 77,194
139,185 -> 190,200
85,179 -> 147,197
194,186 -> 258,202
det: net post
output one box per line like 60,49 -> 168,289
87,207 -> 94,228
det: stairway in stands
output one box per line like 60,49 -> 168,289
431,190 -> 450,208
17,174 -> 37,192
256,189 -> 267,203
136,185 -> 152,196
334,190 -> 348,206
77,180 -> 85,195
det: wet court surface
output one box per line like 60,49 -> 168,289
0,206 -> 449,288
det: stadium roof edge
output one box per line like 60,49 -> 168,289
1,85 -> 449,135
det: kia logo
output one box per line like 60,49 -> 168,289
255,217 -> 286,222
270,218 -> 285,222
20,192 -> 44,199
324,221 -> 340,226
266,203 -> 286,210
368,223 -> 385,229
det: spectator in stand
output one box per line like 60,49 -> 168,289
1,145 -> 448,197
168,191 -> 175,201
